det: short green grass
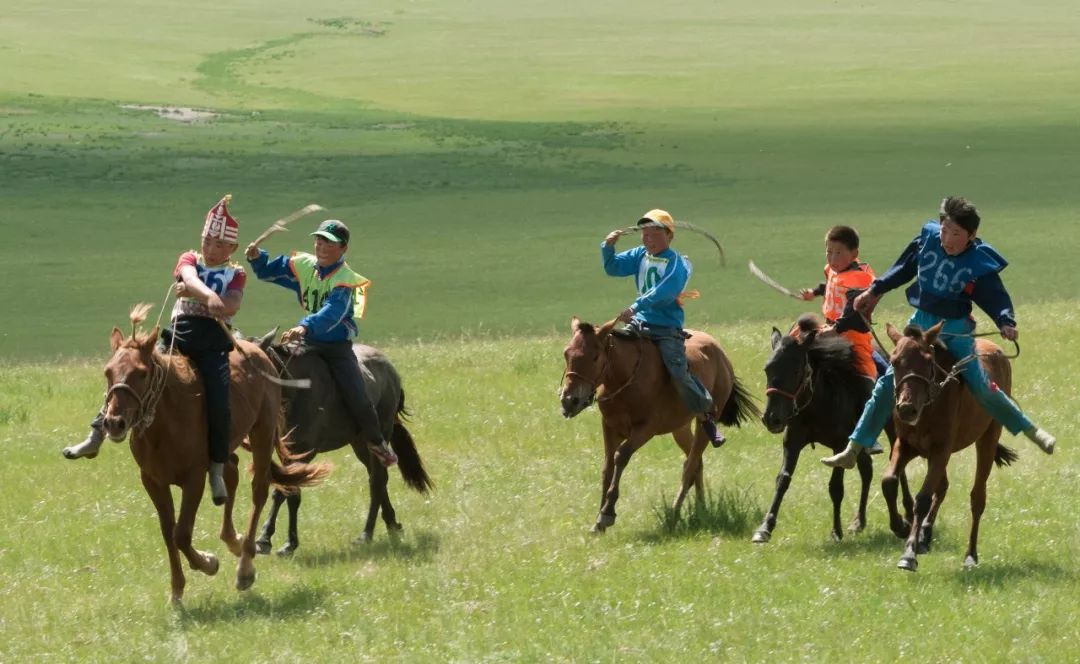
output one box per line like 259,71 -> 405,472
3,0 -> 1080,660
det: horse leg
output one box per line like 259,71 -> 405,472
594,431 -> 649,533
592,422 -> 624,533
882,440 -> 916,539
280,491 -> 301,556
236,423 -> 273,591
752,439 -> 802,544
965,430 -> 999,569
918,474 -> 948,554
255,488 -> 287,555
898,450 -> 950,572
671,424 -> 707,520
827,465 -> 845,542
849,444 -> 873,535
175,475 -> 220,577
219,454 -> 244,558
139,472 -> 186,605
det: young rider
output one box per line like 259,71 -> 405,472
821,197 -> 1057,468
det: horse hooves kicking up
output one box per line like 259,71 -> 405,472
751,530 -> 771,544
276,544 -> 296,557
255,540 -> 271,555
236,571 -> 257,591
897,557 -> 918,572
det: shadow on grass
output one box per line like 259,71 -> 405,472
638,486 -> 764,543
950,559 -> 1076,588
177,584 -> 327,624
290,530 -> 440,568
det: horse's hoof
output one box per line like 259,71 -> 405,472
353,532 -> 373,545
255,540 -> 271,555
202,553 -> 219,576
62,448 -> 98,460
751,530 -> 771,544
275,544 -> 296,557
891,520 -> 911,539
590,523 -> 606,534
916,542 -> 931,555
830,530 -> 843,543
848,518 -> 866,534
897,556 -> 918,572
387,521 -> 404,533
236,570 -> 256,591
963,555 -> 978,569
596,513 -> 616,529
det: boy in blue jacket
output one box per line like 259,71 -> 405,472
822,197 -> 1056,468
602,209 -> 724,445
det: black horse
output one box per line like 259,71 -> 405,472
254,334 -> 433,555
755,316 -> 907,543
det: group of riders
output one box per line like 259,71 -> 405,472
64,194 -> 1056,505
62,196 -> 397,505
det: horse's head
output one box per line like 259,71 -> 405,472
559,317 -> 616,418
888,321 -> 944,425
102,323 -> 160,441
762,323 -> 818,433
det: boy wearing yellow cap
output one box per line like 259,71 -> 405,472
64,195 -> 246,506
245,219 -> 398,467
602,209 -> 725,445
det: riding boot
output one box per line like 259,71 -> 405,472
821,440 -> 862,469
1023,427 -> 1056,455
700,415 -> 726,448
208,462 -> 228,506
62,423 -> 106,460
867,440 -> 885,455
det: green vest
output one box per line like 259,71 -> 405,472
289,252 -> 371,320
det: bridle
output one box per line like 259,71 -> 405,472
765,354 -> 815,418
106,354 -> 169,436
562,335 -> 644,404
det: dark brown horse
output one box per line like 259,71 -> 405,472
757,317 -> 905,544
882,321 -> 1018,572
101,305 -> 330,603
560,317 -> 759,532
253,336 -> 433,555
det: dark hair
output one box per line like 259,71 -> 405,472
939,196 -> 980,233
825,225 -> 859,251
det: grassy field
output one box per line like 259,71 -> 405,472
2,0 -> 1080,660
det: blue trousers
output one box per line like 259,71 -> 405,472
628,321 -> 714,415
850,310 -> 1032,447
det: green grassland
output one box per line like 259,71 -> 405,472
2,0 -> 1080,660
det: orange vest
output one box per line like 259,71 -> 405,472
822,263 -> 874,323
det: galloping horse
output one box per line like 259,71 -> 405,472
254,336 -> 433,555
560,317 -> 759,532
882,321 -> 1018,572
101,305 -> 330,603
757,316 -> 905,544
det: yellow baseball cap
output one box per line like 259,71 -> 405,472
637,209 -> 675,234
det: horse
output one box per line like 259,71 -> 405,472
100,305 -> 331,604
882,321 -> 1018,572
756,317 -> 908,544
559,317 -> 759,532
253,334 -> 433,555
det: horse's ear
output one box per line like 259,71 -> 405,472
571,316 -> 581,332
145,325 -> 160,349
110,327 -> 124,352
924,321 -> 944,346
885,322 -> 902,344
770,327 -> 783,350
258,327 -> 279,352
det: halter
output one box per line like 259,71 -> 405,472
106,354 -> 169,436
893,344 -> 975,407
561,335 -> 644,405
765,355 -> 815,418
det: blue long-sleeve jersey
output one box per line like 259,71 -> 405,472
248,250 -> 357,342
601,242 -> 690,329
869,221 -> 1016,329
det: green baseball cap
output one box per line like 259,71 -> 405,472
311,219 -> 350,245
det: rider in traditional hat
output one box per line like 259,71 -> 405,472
64,195 -> 246,507
245,219 -> 398,467
602,209 -> 726,446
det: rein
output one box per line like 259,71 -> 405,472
562,335 -> 644,404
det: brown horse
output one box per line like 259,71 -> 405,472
101,305 -> 331,603
882,321 -> 1018,572
560,317 -> 759,532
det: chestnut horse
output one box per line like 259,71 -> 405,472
560,317 -> 759,532
101,305 -> 330,603
882,321 -> 1018,572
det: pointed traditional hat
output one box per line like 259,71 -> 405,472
203,194 -> 239,243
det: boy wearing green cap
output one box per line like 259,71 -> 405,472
245,219 -> 398,467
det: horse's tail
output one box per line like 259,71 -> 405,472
391,389 -> 433,493
269,432 -> 332,492
994,443 -> 1019,468
717,375 -> 762,427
